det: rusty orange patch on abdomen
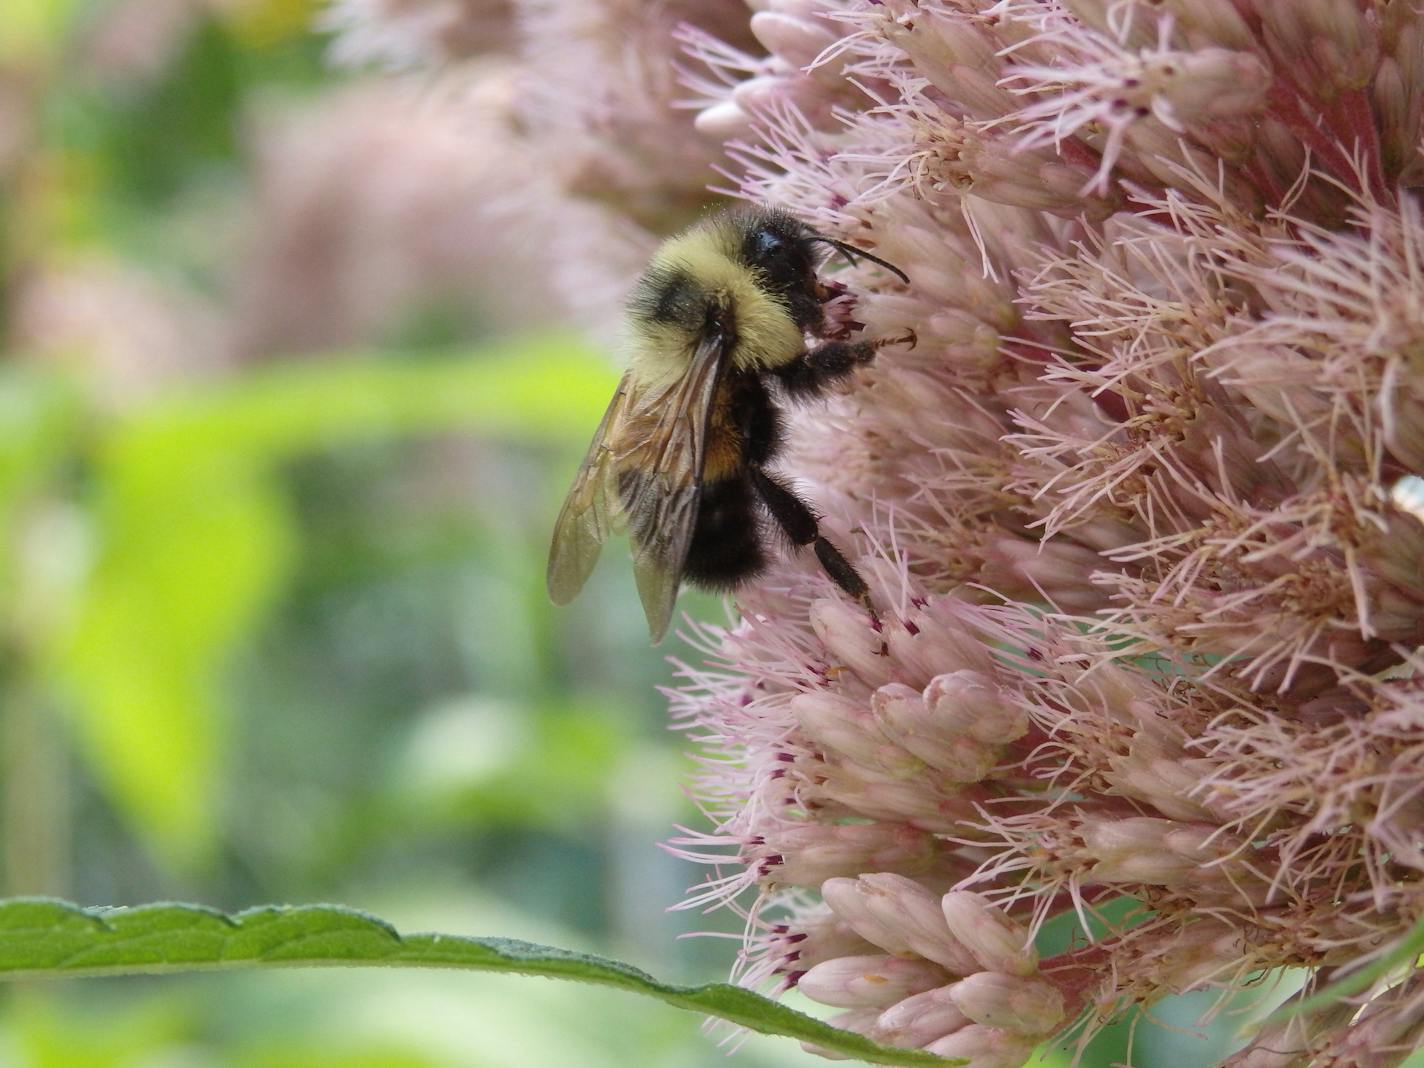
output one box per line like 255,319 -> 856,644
702,394 -> 745,483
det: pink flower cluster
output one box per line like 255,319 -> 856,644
331,1 -> 1424,1064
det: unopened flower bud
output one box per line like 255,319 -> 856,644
1260,1 -> 1380,94
1160,49 -> 1270,125
791,690 -> 921,777
940,892 -> 1038,977
872,682 -> 999,782
1080,816 -> 1227,885
693,99 -> 751,138
824,873 -> 982,974
800,1009 -> 880,1060
812,598 -> 893,688
764,822 -> 941,887
750,11 -> 838,70
872,984 -> 970,1047
797,953 -> 949,1009
924,670 -> 1028,746
813,763 -> 968,829
947,972 -> 1065,1036
925,1024 -> 1039,1068
1154,0 -> 1256,50
1110,736 -> 1217,822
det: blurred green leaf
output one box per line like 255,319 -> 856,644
221,0 -> 320,50
0,898 -> 957,1067
90,15 -> 242,208
0,369 -> 83,605
0,0 -> 78,62
390,698 -> 630,832
61,465 -> 292,864
15,993 -> 197,1068
50,337 -> 617,869
244,1049 -> 441,1068
107,335 -> 617,461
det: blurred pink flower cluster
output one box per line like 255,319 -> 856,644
334,1 -> 1424,1064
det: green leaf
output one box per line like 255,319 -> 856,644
38,338 -> 615,871
50,336 -> 618,868
0,898 -> 957,1067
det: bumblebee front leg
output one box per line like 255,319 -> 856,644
773,331 -> 915,399
749,468 -> 874,614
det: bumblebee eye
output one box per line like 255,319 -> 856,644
750,229 -> 787,265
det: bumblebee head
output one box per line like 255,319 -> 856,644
734,206 -> 910,303
736,209 -> 819,302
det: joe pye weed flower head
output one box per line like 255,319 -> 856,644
333,1 -> 1424,1064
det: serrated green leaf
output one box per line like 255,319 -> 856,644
0,898 -> 958,1067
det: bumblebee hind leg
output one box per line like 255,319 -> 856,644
683,478 -> 766,589
749,469 -> 873,610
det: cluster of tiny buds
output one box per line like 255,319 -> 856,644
795,876 -> 1060,1063
789,665 -> 1027,790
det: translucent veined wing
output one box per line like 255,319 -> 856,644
614,328 -> 730,643
546,375 -> 633,606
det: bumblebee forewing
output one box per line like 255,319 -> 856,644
617,328 -> 729,642
546,376 -> 631,604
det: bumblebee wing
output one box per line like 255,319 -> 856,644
617,328 -> 729,643
546,374 -> 633,605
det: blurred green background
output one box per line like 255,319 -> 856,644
0,2 -> 1343,1065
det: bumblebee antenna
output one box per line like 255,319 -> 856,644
809,236 -> 910,285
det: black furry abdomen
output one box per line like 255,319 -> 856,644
683,478 -> 765,589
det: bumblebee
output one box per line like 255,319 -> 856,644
547,205 -> 912,643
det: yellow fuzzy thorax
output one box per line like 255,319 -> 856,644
627,226 -> 804,386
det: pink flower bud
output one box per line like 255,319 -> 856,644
1261,0 -> 1380,94
786,904 -> 882,969
811,598 -> 894,689
874,7 -> 1014,119
764,822 -> 941,887
822,877 -> 914,957
825,873 -> 982,975
750,12 -> 837,70
1079,816 -> 1229,885
1159,49 -> 1271,125
791,690 -> 922,777
1108,736 -> 1219,823
693,100 -> 751,138
872,985 -> 970,1048
924,670 -> 1028,746
872,682 -> 999,783
813,763 -> 976,831
924,1024 -> 1039,1068
1156,0 -> 1256,50
797,953 -> 950,1009
940,892 -> 1038,978
946,972 -> 1065,1036
799,1009 -> 880,1061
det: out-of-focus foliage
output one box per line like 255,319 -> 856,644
46,342 -> 618,866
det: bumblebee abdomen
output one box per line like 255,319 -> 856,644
682,477 -> 765,590
704,414 -> 744,483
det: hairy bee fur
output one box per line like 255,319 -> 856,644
547,205 -> 911,643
